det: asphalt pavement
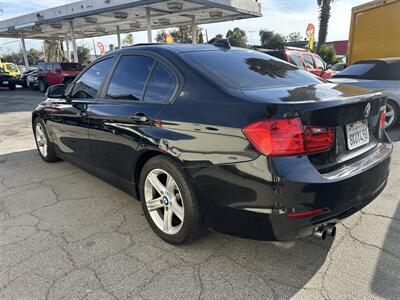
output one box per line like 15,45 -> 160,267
0,88 -> 399,300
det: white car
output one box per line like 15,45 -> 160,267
331,58 -> 400,129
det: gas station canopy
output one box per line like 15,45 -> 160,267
0,0 -> 261,40
0,0 -> 261,67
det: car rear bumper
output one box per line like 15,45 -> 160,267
189,140 -> 392,241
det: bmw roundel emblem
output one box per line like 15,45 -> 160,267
162,196 -> 169,205
364,103 -> 371,118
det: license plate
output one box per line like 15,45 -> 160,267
346,120 -> 369,150
3,81 -> 8,84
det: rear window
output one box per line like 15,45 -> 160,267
338,63 -> 375,77
182,50 -> 322,90
61,63 -> 84,71
335,61 -> 400,80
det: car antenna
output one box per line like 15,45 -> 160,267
208,38 -> 231,49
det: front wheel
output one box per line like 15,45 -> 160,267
139,156 -> 204,244
39,80 -> 48,93
33,118 -> 60,162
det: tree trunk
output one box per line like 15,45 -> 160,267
317,0 -> 332,49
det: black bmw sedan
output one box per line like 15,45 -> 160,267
32,42 -> 392,244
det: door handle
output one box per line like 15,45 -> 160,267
77,111 -> 87,117
129,113 -> 151,124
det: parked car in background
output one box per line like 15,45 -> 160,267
0,62 -> 21,79
331,58 -> 400,129
330,63 -> 347,72
259,47 -> 336,79
37,62 -> 84,93
0,66 -> 16,90
32,43 -> 391,244
27,70 -> 39,90
19,68 -> 38,88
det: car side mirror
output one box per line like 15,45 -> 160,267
325,64 -> 332,70
55,68 -> 62,73
46,84 -> 66,99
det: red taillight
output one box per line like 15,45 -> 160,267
379,107 -> 386,129
243,118 -> 334,157
287,208 -> 325,218
303,126 -> 335,153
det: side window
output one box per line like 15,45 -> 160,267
107,55 -> 155,101
314,55 -> 325,70
288,53 -> 305,69
303,54 -> 315,69
143,62 -> 177,102
38,63 -> 45,72
71,58 -> 113,99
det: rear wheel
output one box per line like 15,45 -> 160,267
139,156 -> 204,244
8,83 -> 16,90
39,79 -> 48,93
385,100 -> 398,130
33,118 -> 60,162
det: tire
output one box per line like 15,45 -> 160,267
39,79 -> 48,93
139,155 -> 204,244
385,100 -> 399,130
8,83 -> 16,90
33,118 -> 60,162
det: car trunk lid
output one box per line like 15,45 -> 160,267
242,83 -> 387,173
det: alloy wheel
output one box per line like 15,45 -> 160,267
385,103 -> 395,129
144,169 -> 184,235
35,122 -> 48,157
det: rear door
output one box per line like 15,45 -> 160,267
89,52 -> 179,182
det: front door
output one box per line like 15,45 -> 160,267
303,54 -> 319,76
46,57 -> 114,163
89,53 -> 178,182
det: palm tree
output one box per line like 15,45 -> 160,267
317,0 -> 334,49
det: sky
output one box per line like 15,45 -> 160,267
0,0 -> 369,55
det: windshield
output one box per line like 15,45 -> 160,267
60,63 -> 84,71
182,50 -> 322,90
337,63 -> 375,77
6,64 -> 18,72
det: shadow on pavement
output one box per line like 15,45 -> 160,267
0,149 -> 334,298
387,127 -> 400,142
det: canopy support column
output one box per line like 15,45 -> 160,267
116,25 -> 121,49
69,21 -> 78,63
20,32 -> 29,69
65,37 -> 71,62
146,7 -> 152,43
191,16 -> 197,44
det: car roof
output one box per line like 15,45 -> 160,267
112,43 -> 239,54
355,57 -> 400,64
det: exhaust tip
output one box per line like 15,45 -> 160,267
325,224 -> 336,237
312,229 -> 327,240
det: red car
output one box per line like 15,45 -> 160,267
37,62 -> 84,93
260,47 -> 336,79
